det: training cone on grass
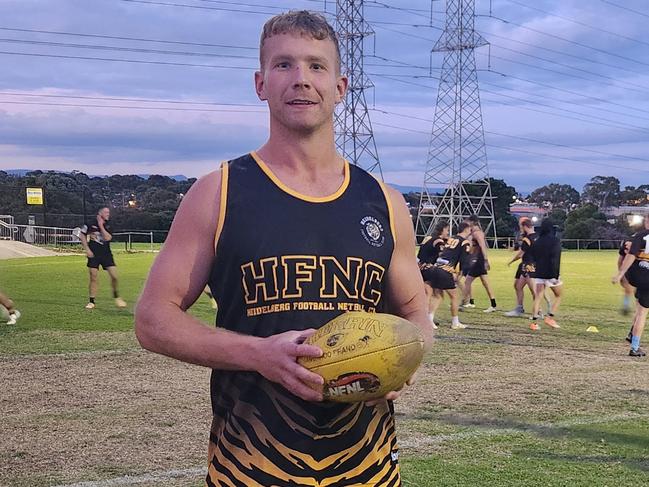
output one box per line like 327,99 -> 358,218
586,326 -> 599,333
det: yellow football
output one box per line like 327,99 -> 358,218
298,311 -> 425,403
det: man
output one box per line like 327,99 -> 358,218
423,222 -> 473,330
418,221 -> 449,328
504,218 -> 536,317
618,229 -> 640,318
529,219 -> 562,331
135,11 -> 433,487
613,213 -> 649,357
80,207 -> 127,309
462,215 -> 498,313
0,289 -> 20,325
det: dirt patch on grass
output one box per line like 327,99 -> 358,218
2,332 -> 648,486
0,351 -> 211,487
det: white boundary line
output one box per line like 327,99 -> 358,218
51,413 -> 649,487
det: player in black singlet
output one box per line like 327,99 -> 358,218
418,221 -> 449,328
135,11 -> 433,487
425,222 -> 473,329
79,207 -> 126,310
614,214 -> 649,357
462,215 -> 498,313
505,218 -> 537,317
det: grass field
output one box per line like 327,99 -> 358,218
1,249 -> 648,486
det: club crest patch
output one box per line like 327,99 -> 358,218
360,216 -> 385,247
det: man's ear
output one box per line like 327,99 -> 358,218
335,74 -> 348,105
255,71 -> 267,101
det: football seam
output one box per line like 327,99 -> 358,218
307,340 -> 424,370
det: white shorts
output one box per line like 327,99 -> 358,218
535,277 -> 562,288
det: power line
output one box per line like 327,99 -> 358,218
371,120 -> 649,174
0,38 -> 257,59
503,0 -> 649,48
599,0 -> 649,19
0,100 -> 266,113
0,91 -> 263,107
0,50 -> 256,70
0,27 -> 257,50
120,0 -> 285,15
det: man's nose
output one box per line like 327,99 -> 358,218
292,65 -> 311,88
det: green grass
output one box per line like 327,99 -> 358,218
1,249 -> 648,486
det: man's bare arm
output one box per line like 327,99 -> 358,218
383,187 -> 434,352
135,169 -> 323,401
613,253 -> 636,284
79,233 -> 92,257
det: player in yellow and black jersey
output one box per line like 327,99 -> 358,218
418,221 -> 449,328
135,11 -> 433,487
424,222 -> 473,330
505,218 -> 537,317
614,214 -> 649,357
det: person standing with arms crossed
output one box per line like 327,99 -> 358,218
135,11 -> 433,486
80,207 -> 127,309
529,219 -> 562,331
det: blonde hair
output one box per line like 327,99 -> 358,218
259,11 -> 341,70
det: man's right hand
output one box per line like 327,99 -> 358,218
255,329 -> 324,402
86,250 -> 94,258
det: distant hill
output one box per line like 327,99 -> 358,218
1,169 -> 188,181
388,183 -> 421,193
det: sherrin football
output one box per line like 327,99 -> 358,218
298,311 -> 425,403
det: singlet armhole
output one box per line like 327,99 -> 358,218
213,161 -> 229,254
376,180 -> 398,247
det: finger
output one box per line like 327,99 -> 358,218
294,343 -> 323,358
296,328 -> 318,342
291,363 -> 324,385
285,377 -> 323,402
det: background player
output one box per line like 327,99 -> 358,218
80,207 -> 127,309
135,11 -> 433,486
418,221 -> 449,328
505,217 -> 537,317
0,289 -> 20,325
529,219 -> 562,331
462,215 -> 498,313
424,222 -> 473,329
613,213 -> 649,357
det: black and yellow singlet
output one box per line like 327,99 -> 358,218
206,152 -> 400,487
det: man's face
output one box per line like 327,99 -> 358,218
255,33 -> 347,134
99,208 -> 110,221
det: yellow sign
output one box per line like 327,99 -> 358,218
26,187 -> 43,205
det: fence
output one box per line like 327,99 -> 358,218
489,237 -> 623,251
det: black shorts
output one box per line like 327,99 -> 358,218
419,263 -> 436,283
466,253 -> 487,278
636,286 -> 649,309
87,252 -> 116,269
520,263 -> 535,279
427,267 -> 456,290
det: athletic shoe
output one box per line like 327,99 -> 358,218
483,306 -> 497,313
544,316 -> 560,329
7,310 -> 20,325
431,322 -> 438,330
85,302 -> 95,310
529,322 -> 540,331
504,308 -> 525,317
115,297 -> 127,308
621,306 -> 631,316
463,303 -> 476,309
451,322 -> 467,330
629,348 -> 646,357
625,332 -> 632,343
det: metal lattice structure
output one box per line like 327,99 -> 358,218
416,0 -> 496,240
334,0 -> 383,177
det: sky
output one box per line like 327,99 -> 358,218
0,0 -> 648,193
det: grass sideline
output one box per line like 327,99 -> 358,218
1,250 -> 648,486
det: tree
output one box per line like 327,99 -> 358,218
528,183 -> 580,210
563,204 -> 606,239
582,176 -> 621,209
464,178 -> 518,236
620,185 -> 649,206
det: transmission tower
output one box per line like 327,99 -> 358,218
334,0 -> 383,177
416,0 -> 496,241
